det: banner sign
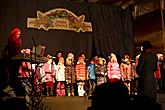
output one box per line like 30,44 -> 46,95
27,8 -> 92,32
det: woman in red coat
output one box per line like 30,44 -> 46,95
7,27 -> 22,58
4,27 -> 23,96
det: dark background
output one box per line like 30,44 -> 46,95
0,0 -> 134,60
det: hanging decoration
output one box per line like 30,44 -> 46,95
27,8 -> 92,32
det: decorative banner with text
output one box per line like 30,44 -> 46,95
27,8 -> 92,32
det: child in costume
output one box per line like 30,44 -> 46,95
18,49 -> 35,103
95,57 -> 107,86
107,53 -> 121,83
131,53 -> 141,95
42,55 -> 56,96
65,52 -> 76,96
154,53 -> 163,92
120,53 -> 134,94
35,62 -> 45,96
55,57 -> 66,96
87,58 -> 96,96
75,56 -> 87,96
18,61 -> 33,104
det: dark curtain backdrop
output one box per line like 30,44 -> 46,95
88,4 -> 134,59
0,0 -> 134,61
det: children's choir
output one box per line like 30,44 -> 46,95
18,51 -> 139,97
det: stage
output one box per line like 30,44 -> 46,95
1,93 -> 164,110
40,93 -> 165,110
41,96 -> 91,110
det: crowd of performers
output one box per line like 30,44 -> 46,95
17,49 -> 165,100
18,49 -> 140,98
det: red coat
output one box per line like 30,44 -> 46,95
154,63 -> 161,79
75,63 -> 86,81
107,61 -> 121,82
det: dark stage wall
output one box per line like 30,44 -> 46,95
0,0 -> 134,60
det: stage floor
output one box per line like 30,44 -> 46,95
14,93 -> 165,110
42,96 -> 91,110
41,93 -> 165,110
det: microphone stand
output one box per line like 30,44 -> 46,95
31,37 -> 37,110
32,37 -> 43,110
32,37 -> 37,64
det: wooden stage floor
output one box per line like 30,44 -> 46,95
8,92 -> 164,110
41,93 -> 165,110
42,96 -> 91,110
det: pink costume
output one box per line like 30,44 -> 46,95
107,61 -> 121,82
43,61 -> 56,96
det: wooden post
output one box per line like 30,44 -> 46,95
160,0 -> 165,55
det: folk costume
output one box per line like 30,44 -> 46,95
18,61 -> 35,104
65,53 -> 75,96
120,54 -> 134,94
154,53 -> 163,92
156,54 -> 165,92
55,57 -> 66,96
95,57 -> 107,86
75,56 -> 87,96
42,55 -> 56,96
107,53 -> 121,83
87,59 -> 96,96
35,62 -> 45,96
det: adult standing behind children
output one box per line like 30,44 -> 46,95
136,41 -> 158,100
